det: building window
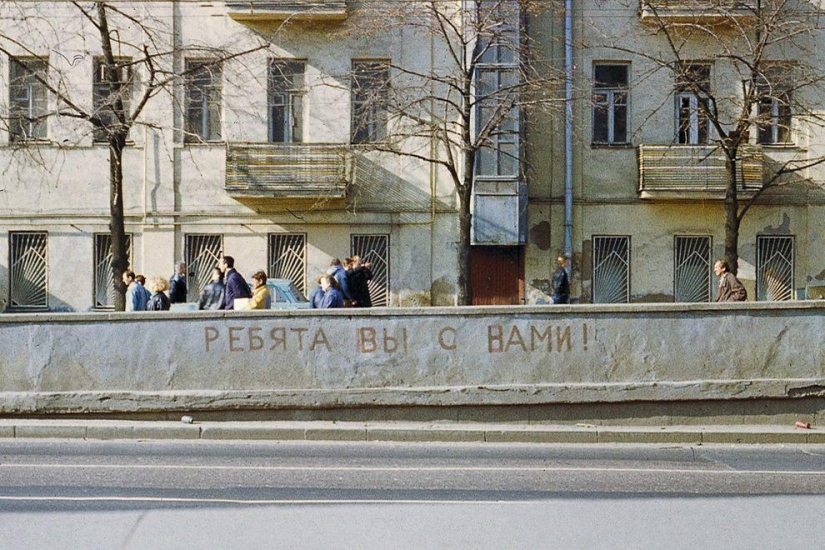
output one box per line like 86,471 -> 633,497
757,235 -> 794,301
9,231 -> 48,310
269,60 -> 305,143
184,234 -> 223,302
674,236 -> 711,302
9,58 -> 48,142
93,58 -> 133,143
94,233 -> 132,309
675,63 -> 711,144
351,60 -> 389,144
593,64 -> 629,145
351,234 -> 389,307
268,233 -> 307,295
756,78 -> 792,145
592,236 -> 630,304
185,60 -> 222,142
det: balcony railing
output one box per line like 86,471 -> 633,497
640,0 -> 756,24
226,1 -> 348,22
226,142 -> 349,199
638,144 -> 763,199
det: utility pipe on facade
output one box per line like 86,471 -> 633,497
563,0 -> 574,261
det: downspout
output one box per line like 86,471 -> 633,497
563,0 -> 574,260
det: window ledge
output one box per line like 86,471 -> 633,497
591,142 -> 634,149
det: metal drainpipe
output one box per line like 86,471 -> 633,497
564,0 -> 574,262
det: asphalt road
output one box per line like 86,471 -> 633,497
0,440 -> 823,549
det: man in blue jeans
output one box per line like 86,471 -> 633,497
219,255 -> 251,310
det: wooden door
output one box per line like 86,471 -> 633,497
470,246 -> 524,305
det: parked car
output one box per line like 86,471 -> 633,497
171,278 -> 309,311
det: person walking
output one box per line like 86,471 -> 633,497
319,273 -> 344,308
197,267 -> 226,310
123,270 -> 149,312
308,275 -> 325,309
244,270 -> 272,310
146,276 -> 171,311
714,259 -> 748,302
327,258 -> 352,305
220,255 -> 251,310
552,255 -> 571,304
168,261 -> 187,304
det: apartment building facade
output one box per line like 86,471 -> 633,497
5,0 -> 824,312
527,0 -> 825,303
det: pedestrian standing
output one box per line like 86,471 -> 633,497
714,259 -> 748,302
219,255 -> 251,310
197,267 -> 226,310
146,276 -> 171,311
244,270 -> 272,310
123,270 -> 149,312
552,255 -> 571,304
168,261 -> 187,303
319,274 -> 344,308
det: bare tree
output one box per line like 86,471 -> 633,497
350,0 -> 560,304
0,1 -> 270,309
592,0 -> 825,274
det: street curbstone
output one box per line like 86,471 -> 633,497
200,426 -> 305,441
485,429 -> 598,444
597,430 -> 703,445
85,424 -> 201,441
700,431 -> 809,444
14,424 -> 88,439
0,426 -> 15,438
305,428 -> 367,441
366,428 -> 486,443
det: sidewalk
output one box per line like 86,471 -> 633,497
0,419 -> 822,444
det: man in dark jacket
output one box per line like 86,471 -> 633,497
347,255 -> 373,308
168,261 -> 187,303
552,255 -> 570,304
198,267 -> 226,310
219,255 -> 251,310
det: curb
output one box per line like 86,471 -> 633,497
0,420 -> 823,444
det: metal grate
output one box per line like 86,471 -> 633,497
351,234 -> 390,307
9,232 -> 48,309
268,233 -> 307,295
592,236 -> 630,304
185,234 -> 223,302
94,233 -> 132,309
757,236 -> 794,301
674,236 -> 711,302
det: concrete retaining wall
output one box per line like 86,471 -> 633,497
1,302 -> 824,416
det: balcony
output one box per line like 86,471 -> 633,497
226,1 -> 348,23
226,142 -> 349,200
638,144 -> 764,199
640,0 -> 756,25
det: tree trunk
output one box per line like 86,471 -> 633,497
109,136 -> 129,311
723,152 -> 740,275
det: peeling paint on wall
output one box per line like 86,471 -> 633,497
529,221 -> 551,251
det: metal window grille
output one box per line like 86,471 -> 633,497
94,233 -> 132,309
674,236 -> 711,302
592,236 -> 630,304
268,233 -> 307,295
9,232 -> 48,309
185,234 -> 223,302
351,234 -> 390,307
757,236 -> 794,301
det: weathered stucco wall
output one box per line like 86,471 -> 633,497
0,303 -> 823,414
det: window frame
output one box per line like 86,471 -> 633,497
184,59 -> 223,143
675,63 -> 712,145
9,57 -> 49,142
92,57 -> 134,143
268,59 -> 306,144
350,60 -> 390,145
592,63 -> 630,145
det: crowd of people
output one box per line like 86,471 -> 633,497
122,254 -> 374,312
